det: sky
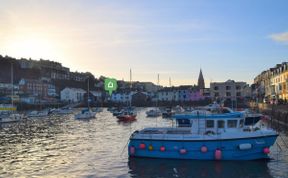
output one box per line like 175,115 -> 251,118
0,0 -> 288,87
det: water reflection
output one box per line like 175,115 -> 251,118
128,158 -> 273,178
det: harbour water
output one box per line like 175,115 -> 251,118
1,108 -> 288,178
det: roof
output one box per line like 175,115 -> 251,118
173,112 -> 243,120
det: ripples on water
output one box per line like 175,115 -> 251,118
0,108 -> 288,178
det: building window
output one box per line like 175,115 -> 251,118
215,92 -> 219,97
226,86 -> 231,90
226,92 -> 231,97
206,120 -> 214,128
236,92 -> 241,97
236,85 -> 241,90
214,86 -> 219,90
227,120 -> 237,128
217,120 -> 225,128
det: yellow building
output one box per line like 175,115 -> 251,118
270,62 -> 288,101
280,70 -> 288,100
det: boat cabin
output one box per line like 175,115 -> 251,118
175,112 -> 245,135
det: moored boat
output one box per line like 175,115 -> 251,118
92,107 -> 103,113
0,64 -> 25,123
162,107 -> 174,118
74,78 -> 97,120
28,109 -> 50,118
146,108 -> 161,117
75,108 -> 96,119
0,110 -> 24,123
128,109 -> 278,160
52,107 -> 73,115
117,109 -> 136,122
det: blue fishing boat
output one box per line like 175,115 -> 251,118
128,109 -> 278,160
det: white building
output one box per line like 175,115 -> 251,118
158,88 -> 178,102
48,84 -> 57,97
110,92 -> 133,103
89,91 -> 103,103
60,88 -> 86,103
210,80 -> 251,99
157,86 -> 205,102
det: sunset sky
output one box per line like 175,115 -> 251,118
0,0 -> 288,86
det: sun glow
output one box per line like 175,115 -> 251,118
3,34 -> 59,60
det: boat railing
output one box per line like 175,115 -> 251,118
139,127 -> 192,135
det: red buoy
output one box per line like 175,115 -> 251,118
139,143 -> 146,149
215,149 -> 222,160
160,146 -> 166,152
263,147 -> 270,154
201,146 -> 208,153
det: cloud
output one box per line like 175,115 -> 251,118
270,32 -> 288,42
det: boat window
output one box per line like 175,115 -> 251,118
177,119 -> 191,127
206,120 -> 214,128
217,120 -> 225,128
228,120 -> 237,128
239,119 -> 244,128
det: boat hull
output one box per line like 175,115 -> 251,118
75,112 -> 96,119
117,115 -> 136,122
128,135 -> 277,160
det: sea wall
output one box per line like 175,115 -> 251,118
250,102 -> 288,127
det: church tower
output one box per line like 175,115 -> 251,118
197,69 -> 205,89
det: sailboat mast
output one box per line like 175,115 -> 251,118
129,69 -> 132,107
130,69 -> 132,89
87,78 -> 90,109
11,63 -> 13,106
156,74 -> 159,107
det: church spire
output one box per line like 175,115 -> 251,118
198,68 -> 205,89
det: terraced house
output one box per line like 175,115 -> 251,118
254,62 -> 288,102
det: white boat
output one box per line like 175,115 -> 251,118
28,110 -> 50,118
75,108 -> 96,119
0,64 -> 25,123
146,74 -> 161,118
146,108 -> 162,117
0,110 -> 24,123
173,105 -> 185,114
53,107 -> 73,114
74,79 -> 96,119
92,107 -> 103,113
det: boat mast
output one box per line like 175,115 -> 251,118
11,62 -> 13,107
157,74 -> 159,107
87,78 -> 90,109
130,68 -> 132,107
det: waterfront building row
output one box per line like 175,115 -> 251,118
254,62 -> 288,102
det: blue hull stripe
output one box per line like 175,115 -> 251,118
130,134 -> 278,142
